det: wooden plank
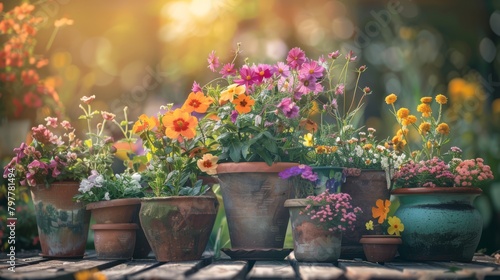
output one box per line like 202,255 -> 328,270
297,263 -> 344,280
0,258 -> 122,279
186,260 -> 248,280
99,259 -> 159,280
0,255 -> 48,270
339,259 -> 413,280
129,260 -> 205,280
384,261 -> 475,280
247,261 -> 296,280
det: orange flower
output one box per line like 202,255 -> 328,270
220,84 -> 246,105
182,91 -> 213,113
396,108 -> 409,119
196,153 -> 219,175
385,93 -> 397,104
162,108 -> 198,139
372,199 -> 391,224
436,123 -> 450,135
419,122 -> 431,135
299,118 -> 318,132
232,94 -> 255,114
420,97 -> 432,103
435,94 -> 448,105
132,114 -> 158,134
417,103 -> 432,117
363,144 -> 372,150
402,115 -> 417,126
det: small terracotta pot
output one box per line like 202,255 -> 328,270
92,223 -> 138,260
359,235 -> 402,263
86,198 -> 141,224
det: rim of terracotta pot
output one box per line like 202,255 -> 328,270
86,198 -> 141,210
141,195 -> 216,202
359,235 -> 402,245
391,187 -> 482,195
216,162 -> 299,174
92,223 -> 139,230
34,181 -> 80,188
284,198 -> 325,208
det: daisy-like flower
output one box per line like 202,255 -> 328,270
220,84 -> 246,105
299,60 -> 324,79
435,94 -> 448,105
234,65 -> 259,88
197,153 -> 219,175
387,216 -> 404,236
253,64 -> 273,83
219,63 -> 237,77
372,199 -> 391,224
232,94 -> 255,114
417,103 -> 432,117
286,47 -> 306,69
365,220 -> 374,230
302,133 -> 314,147
273,62 -> 290,77
436,123 -> 450,135
182,91 -> 213,113
385,93 -> 397,104
396,108 -> 410,119
132,114 -> 158,134
162,108 -> 198,140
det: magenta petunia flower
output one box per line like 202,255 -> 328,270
234,65 -> 259,88
286,47 -> 306,69
277,97 -> 299,118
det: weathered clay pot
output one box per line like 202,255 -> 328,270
92,223 -> 138,259
216,162 -> 297,249
285,198 -> 342,262
86,198 -> 151,259
31,181 -> 91,258
340,170 -> 389,258
391,187 -> 482,262
139,196 -> 218,262
359,235 -> 402,263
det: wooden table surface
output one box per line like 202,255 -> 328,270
1,251 -> 500,280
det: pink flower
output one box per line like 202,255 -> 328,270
299,60 -> 324,79
328,50 -> 340,59
219,63 -> 236,77
345,50 -> 357,62
45,117 -> 58,128
60,120 -> 73,130
277,97 -> 299,119
207,50 -> 220,72
335,84 -> 345,95
273,62 -> 290,78
253,64 -> 273,83
80,95 -> 95,104
286,47 -> 306,69
234,65 -> 259,88
191,81 -> 202,93
101,111 -> 115,121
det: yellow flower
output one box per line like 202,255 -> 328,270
396,108 -> 410,119
435,94 -> 448,105
365,220 -> 374,230
417,103 -> 432,117
302,133 -> 314,147
315,145 -> 326,154
385,93 -> 397,104
420,97 -> 432,103
419,122 -> 431,135
197,153 -> 219,175
220,84 -> 246,105
436,123 -> 450,135
363,144 -> 372,150
402,115 -> 417,126
387,216 -> 405,236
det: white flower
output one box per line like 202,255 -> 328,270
131,173 -> 141,182
104,192 -> 110,201
78,179 -> 93,193
355,145 -> 363,157
95,175 -> 104,187
254,115 -> 262,126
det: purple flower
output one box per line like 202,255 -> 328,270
192,81 -> 203,93
13,142 -> 28,163
277,97 -> 299,119
253,64 -> 273,83
230,110 -> 239,123
273,62 -> 290,78
279,165 -> 318,182
286,47 -> 306,69
234,65 -> 259,88
219,63 -> 236,78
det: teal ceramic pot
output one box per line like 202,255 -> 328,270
391,187 -> 483,262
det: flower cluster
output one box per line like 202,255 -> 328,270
3,118 -> 89,186
74,171 -> 143,203
301,191 -> 361,233
386,93 -> 494,189
365,199 -> 404,236
0,3 -> 72,120
279,164 -> 319,198
132,104 -> 217,197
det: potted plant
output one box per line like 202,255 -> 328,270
3,113 -> 91,258
359,199 -> 404,263
133,104 -> 218,262
0,3 -> 72,157
386,93 -> 495,262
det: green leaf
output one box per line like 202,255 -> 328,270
228,141 -> 242,162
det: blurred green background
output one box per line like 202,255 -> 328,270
1,0 -> 500,255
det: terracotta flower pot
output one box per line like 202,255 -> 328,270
86,198 -> 151,259
359,235 -> 402,263
216,162 -> 297,249
92,223 -> 138,259
139,196 -> 218,262
391,187 -> 482,262
340,170 -> 389,258
30,181 -> 91,258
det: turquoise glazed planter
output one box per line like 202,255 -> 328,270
391,187 -> 482,262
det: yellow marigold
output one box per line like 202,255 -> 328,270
419,122 -> 431,135
436,123 -> 450,135
396,108 -> 410,119
315,145 -> 327,154
363,144 -> 373,150
435,94 -> 448,105
420,97 -> 432,103
385,93 -> 397,104
328,146 -> 338,153
417,103 -> 432,117
402,115 -> 417,126
396,128 -> 408,137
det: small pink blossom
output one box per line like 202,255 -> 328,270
80,95 -> 95,104
45,117 -> 58,128
207,50 -> 220,72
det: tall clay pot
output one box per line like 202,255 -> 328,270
216,162 -> 297,249
391,187 -> 482,262
31,181 -> 91,258
139,196 -> 218,262
86,198 -> 151,258
285,199 -> 342,262
340,169 -> 390,258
